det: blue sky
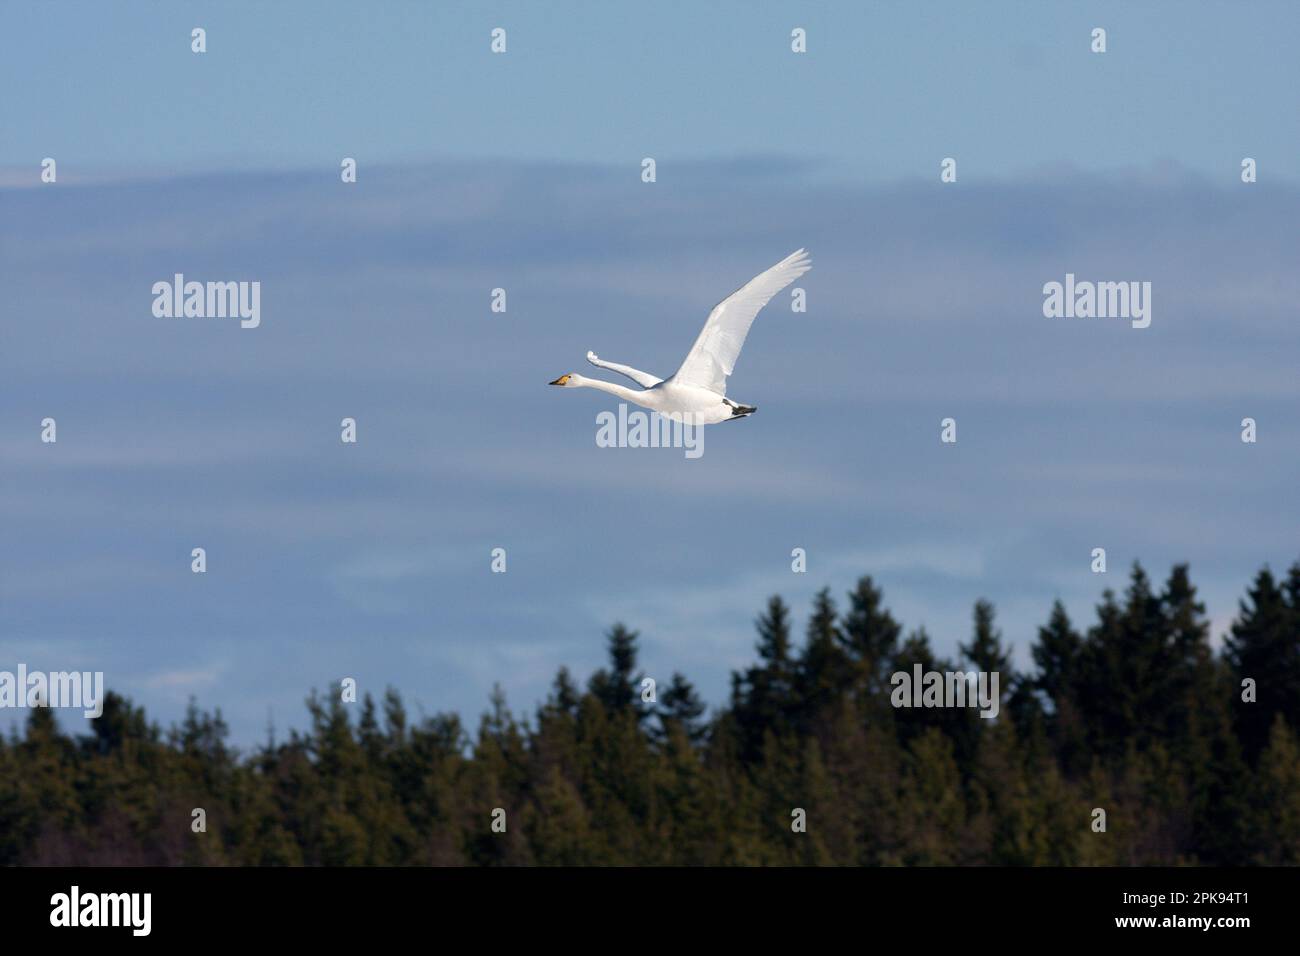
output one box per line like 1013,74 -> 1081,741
4,1 -> 1299,180
2,2 -> 1298,744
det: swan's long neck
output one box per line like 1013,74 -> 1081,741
571,374 -> 649,406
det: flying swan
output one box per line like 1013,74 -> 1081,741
549,249 -> 810,425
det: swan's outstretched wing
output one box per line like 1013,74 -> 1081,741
671,249 -> 810,395
586,351 -> 663,388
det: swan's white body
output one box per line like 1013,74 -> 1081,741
550,249 -> 811,425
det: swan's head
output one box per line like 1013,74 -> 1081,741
548,374 -> 575,387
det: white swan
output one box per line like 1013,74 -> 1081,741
549,249 -> 811,425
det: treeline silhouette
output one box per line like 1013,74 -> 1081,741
3,561 -> 1298,866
